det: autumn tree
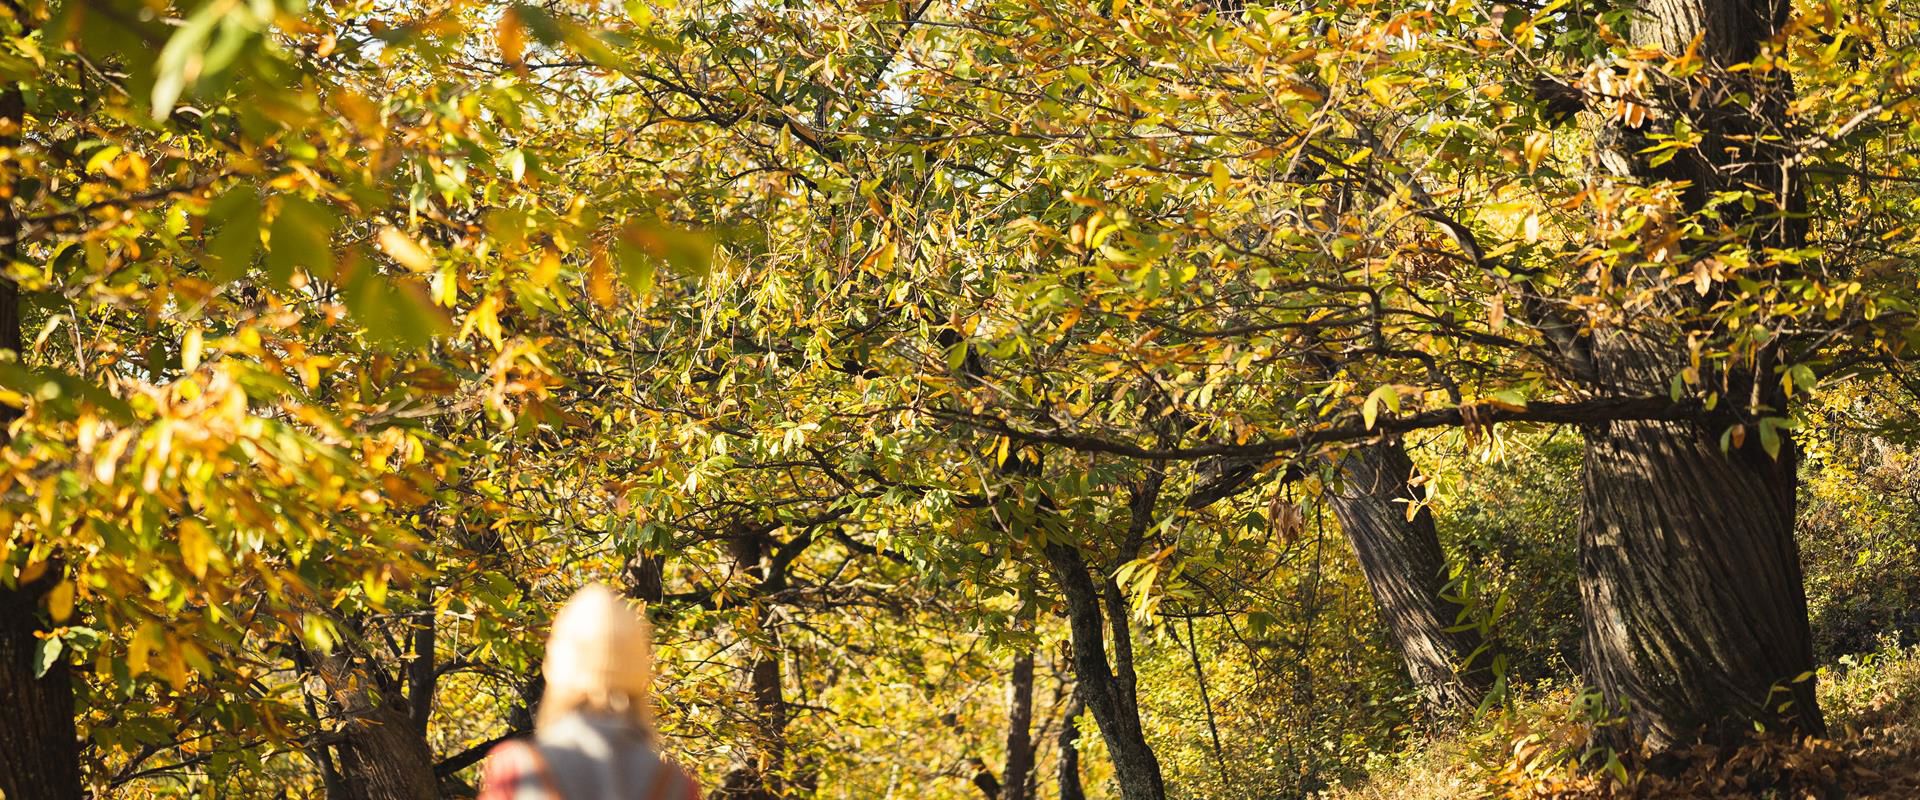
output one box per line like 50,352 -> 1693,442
10,0 -> 1920,795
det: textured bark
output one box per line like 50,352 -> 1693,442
0,82 -> 85,800
1326,441 -> 1488,713
316,655 -> 440,800
1056,698 -> 1087,800
999,651 -> 1036,800
626,552 -> 667,604
0,579 -> 83,800
336,701 -> 441,800
719,527 -> 789,800
1572,0 -> 1825,750
406,604 -> 436,737
0,88 -> 19,369
1580,340 -> 1822,748
1043,542 -> 1165,800
747,652 -> 788,771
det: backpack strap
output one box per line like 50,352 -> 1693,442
678,770 -> 704,800
483,739 -> 564,799
639,763 -> 701,800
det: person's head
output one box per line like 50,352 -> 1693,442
538,582 -> 657,735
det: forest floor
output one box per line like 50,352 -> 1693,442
1327,642 -> 1920,799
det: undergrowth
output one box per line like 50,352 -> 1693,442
1323,640 -> 1920,799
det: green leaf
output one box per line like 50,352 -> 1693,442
32,636 -> 63,678
1362,385 -> 1400,430
84,145 -> 124,174
504,149 -> 527,183
946,340 -> 969,374
612,239 -> 657,296
266,197 -> 337,287
151,0 -> 224,118
0,362 -> 135,421
1758,417 -> 1785,460
343,263 -> 451,351
206,185 -> 261,283
619,220 -> 714,280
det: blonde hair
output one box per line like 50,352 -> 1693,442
537,583 -> 658,740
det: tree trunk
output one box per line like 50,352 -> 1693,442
747,650 -> 789,784
1043,542 -> 1165,800
1580,342 -> 1822,748
1000,651 -> 1036,800
0,82 -> 86,800
314,654 -> 440,800
406,597 -> 436,737
626,552 -> 666,604
720,527 -> 790,800
0,579 -> 83,800
1325,441 -> 1488,713
1573,0 -> 1825,750
1056,697 -> 1086,800
335,700 -> 442,800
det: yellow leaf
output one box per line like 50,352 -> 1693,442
179,520 -> 213,579
93,429 -> 134,484
498,7 -> 527,66
1285,82 -> 1326,103
588,250 -> 617,308
1523,131 -> 1552,173
161,646 -> 189,690
182,328 -> 204,372
531,248 -> 562,288
1364,76 -> 1395,106
47,580 -> 74,622
363,568 -> 390,608
461,295 -> 505,349
18,556 -> 47,586
378,226 -> 434,272
128,621 -> 162,676
857,240 -> 898,275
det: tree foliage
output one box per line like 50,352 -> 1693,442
4,0 -> 1920,795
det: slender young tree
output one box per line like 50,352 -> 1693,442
999,651 -> 1037,800
1057,698 -> 1087,800
1326,441 -> 1489,713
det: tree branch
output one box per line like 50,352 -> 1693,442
932,396 -> 1702,462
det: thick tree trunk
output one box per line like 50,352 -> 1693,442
747,651 -> 789,779
1573,0 -> 1825,750
1056,697 -> 1087,800
1325,441 -> 1487,713
1043,542 -> 1165,800
335,700 -> 441,800
0,83 -> 86,800
1580,341 -> 1822,749
314,655 -> 440,800
1000,651 -> 1036,800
